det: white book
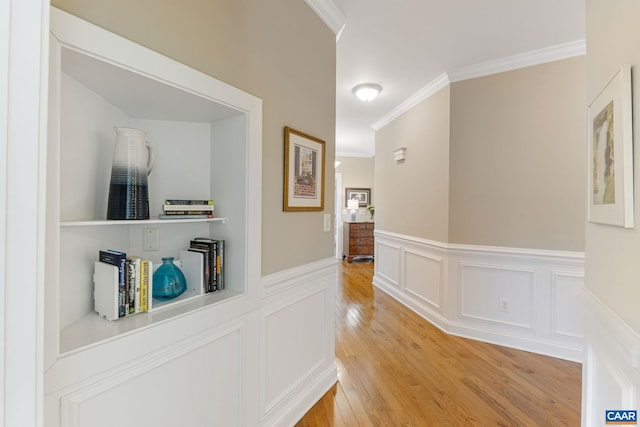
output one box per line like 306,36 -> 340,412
180,250 -> 206,295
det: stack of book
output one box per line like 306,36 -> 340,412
159,199 -> 215,219
96,249 -> 153,320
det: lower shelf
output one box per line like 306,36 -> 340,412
60,289 -> 243,355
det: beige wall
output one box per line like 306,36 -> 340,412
449,57 -> 586,251
51,0 -> 337,276
374,86 -> 451,242
585,0 -> 640,332
336,156 -> 375,206
374,57 -> 586,251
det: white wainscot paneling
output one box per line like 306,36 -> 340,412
263,289 -> 327,412
60,324 -> 244,427
459,263 -> 534,329
373,230 -> 585,362
404,249 -> 443,310
375,241 -> 401,287
552,271 -> 584,339
259,258 -> 337,427
581,290 -> 640,427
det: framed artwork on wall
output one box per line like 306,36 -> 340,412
345,187 -> 371,207
283,126 -> 326,211
587,65 -> 634,228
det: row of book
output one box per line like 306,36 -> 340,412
94,237 -> 226,321
189,237 -> 225,293
159,199 -> 215,220
97,249 -> 153,319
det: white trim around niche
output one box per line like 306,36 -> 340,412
373,230 -> 585,362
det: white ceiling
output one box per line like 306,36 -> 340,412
330,0 -> 586,157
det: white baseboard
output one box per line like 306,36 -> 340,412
373,230 -> 585,362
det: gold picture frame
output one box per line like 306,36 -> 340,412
283,126 -> 326,211
587,66 -> 634,228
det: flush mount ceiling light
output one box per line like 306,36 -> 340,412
352,83 -> 382,102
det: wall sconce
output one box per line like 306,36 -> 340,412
393,147 -> 407,162
347,199 -> 359,221
352,83 -> 382,102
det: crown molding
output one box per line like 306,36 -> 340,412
372,39 -> 586,131
336,149 -> 375,158
448,39 -> 586,82
372,72 -> 450,131
304,0 -> 346,41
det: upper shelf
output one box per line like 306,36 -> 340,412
61,217 -> 227,227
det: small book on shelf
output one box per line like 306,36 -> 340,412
163,205 -> 214,212
164,199 -> 214,206
158,213 -> 213,220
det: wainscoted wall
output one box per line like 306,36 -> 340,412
581,290 -> 640,426
373,230 -> 584,362
45,259 -> 337,427
260,258 -> 338,427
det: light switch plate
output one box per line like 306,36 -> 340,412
323,213 -> 331,232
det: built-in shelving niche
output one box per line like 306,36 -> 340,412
47,8 -> 261,357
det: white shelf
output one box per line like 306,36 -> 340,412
61,217 -> 226,227
60,289 -> 243,354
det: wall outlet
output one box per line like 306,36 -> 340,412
143,228 -> 159,251
499,297 -> 510,313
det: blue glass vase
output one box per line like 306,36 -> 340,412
152,257 -> 187,300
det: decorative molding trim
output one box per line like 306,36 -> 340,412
375,229 -> 585,262
304,0 -> 347,40
448,39 -> 586,83
581,289 -> 640,373
61,321 -> 246,427
374,240 -> 402,286
581,289 -> 640,425
262,257 -> 337,296
550,270 -> 584,339
372,72 -> 450,131
403,248 -> 444,310
375,229 -> 450,251
458,262 -> 535,329
372,39 -> 586,131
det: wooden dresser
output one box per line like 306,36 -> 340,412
343,222 -> 374,263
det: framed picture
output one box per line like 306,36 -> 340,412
345,188 -> 371,207
587,66 -> 634,228
283,126 -> 326,211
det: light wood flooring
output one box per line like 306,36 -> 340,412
295,259 -> 582,426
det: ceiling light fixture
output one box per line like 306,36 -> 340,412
352,83 -> 382,102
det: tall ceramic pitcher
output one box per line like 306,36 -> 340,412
106,127 -> 155,220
